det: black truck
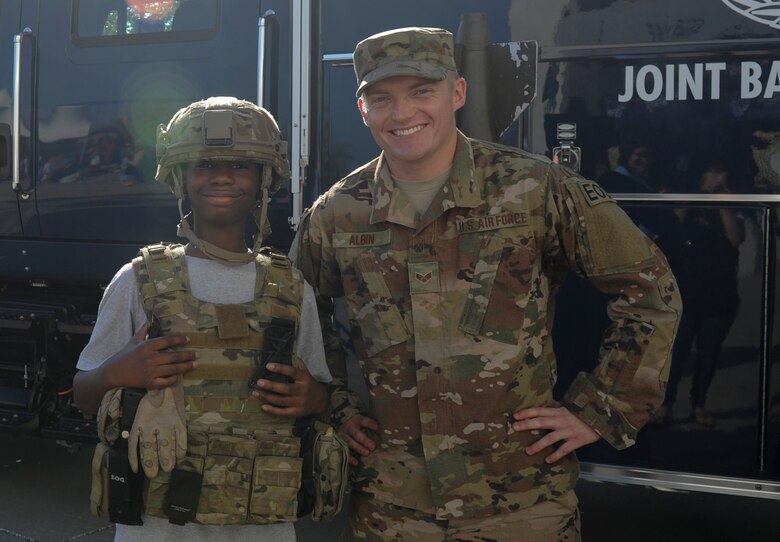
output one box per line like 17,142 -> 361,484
1,0 -> 779,509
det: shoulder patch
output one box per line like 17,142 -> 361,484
576,181 -> 614,206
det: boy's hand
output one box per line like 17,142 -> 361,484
104,325 -> 199,390
251,362 -> 328,417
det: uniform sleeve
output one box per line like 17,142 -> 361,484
545,165 -> 682,450
77,263 -> 148,371
292,202 -> 368,427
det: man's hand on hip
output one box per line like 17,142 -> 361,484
512,406 -> 600,463
339,414 -> 379,466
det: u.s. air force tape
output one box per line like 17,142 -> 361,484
456,211 -> 529,234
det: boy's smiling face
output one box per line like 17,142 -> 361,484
185,159 -> 260,226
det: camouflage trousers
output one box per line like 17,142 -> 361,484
344,490 -> 581,542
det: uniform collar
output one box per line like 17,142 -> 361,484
368,131 -> 482,229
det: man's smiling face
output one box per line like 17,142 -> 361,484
359,74 -> 466,180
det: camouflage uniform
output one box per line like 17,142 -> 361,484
295,131 -> 680,519
347,489 -> 579,541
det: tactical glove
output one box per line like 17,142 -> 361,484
89,442 -> 110,517
128,381 -> 187,478
97,388 -> 123,445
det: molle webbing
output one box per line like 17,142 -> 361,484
131,243 -> 305,525
132,244 -> 303,428
180,332 -> 263,350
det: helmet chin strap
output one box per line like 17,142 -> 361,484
250,165 -> 273,252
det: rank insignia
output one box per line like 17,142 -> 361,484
408,262 -> 440,293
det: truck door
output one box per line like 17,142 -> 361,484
0,1 -> 25,238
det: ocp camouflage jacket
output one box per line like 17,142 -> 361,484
294,132 -> 681,519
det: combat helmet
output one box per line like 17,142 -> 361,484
155,96 -> 290,263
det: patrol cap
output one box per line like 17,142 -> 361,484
353,27 -> 457,96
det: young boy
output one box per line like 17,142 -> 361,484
74,97 -> 332,542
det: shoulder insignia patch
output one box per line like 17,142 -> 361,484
577,181 -> 614,206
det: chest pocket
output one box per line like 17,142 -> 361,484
459,234 -> 536,345
343,250 -> 411,357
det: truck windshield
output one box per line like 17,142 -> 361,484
74,0 -> 218,43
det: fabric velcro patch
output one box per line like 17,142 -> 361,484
215,304 -> 249,339
576,181 -> 614,206
567,181 -> 653,274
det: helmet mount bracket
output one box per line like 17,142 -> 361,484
203,110 -> 234,147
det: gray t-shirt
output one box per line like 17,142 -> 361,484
78,255 -> 330,542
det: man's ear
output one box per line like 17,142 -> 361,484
357,97 -> 369,126
452,77 -> 467,113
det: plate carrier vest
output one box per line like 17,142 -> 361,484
132,243 -> 305,525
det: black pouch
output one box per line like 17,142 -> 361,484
296,418 -> 317,518
107,446 -> 145,525
164,469 -> 203,525
249,319 -> 296,388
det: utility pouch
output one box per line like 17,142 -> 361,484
249,318 -> 296,388
145,432 -> 303,525
298,419 -> 349,521
98,386 -> 147,525
164,468 -> 203,525
107,446 -> 145,525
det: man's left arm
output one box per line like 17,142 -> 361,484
514,165 -> 681,459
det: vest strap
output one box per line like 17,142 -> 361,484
138,244 -> 187,297
186,395 -> 264,414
